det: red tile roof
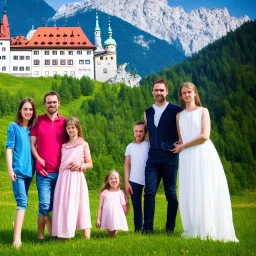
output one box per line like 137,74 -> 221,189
11,27 -> 96,49
11,35 -> 29,46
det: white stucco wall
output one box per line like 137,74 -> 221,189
8,48 -> 95,79
95,53 -> 117,82
0,39 -> 10,73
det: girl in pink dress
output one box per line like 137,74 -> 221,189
96,170 -> 129,237
52,117 -> 93,240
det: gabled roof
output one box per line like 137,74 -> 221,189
11,27 -> 96,49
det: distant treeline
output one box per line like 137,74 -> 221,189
52,75 -> 94,102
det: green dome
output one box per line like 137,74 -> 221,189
104,17 -> 116,47
104,38 -> 117,47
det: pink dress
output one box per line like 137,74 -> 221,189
100,189 -> 128,231
52,141 -> 92,238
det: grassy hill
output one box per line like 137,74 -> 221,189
0,73 -> 127,190
0,73 -> 97,157
1,21 -> 256,194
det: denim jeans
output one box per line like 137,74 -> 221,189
36,172 -> 58,216
143,157 -> 178,231
12,175 -> 32,210
130,181 -> 144,231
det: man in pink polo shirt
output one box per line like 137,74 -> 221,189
31,91 -> 66,242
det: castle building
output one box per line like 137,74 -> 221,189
0,3 -> 117,81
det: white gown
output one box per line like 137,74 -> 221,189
179,107 -> 238,242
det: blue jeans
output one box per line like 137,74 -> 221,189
36,172 -> 58,216
12,175 -> 32,210
143,157 -> 178,231
130,181 -> 144,231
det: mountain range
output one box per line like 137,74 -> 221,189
0,0 -> 250,76
52,0 -> 249,56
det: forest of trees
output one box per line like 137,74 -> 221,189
0,21 -> 255,194
141,21 -> 256,193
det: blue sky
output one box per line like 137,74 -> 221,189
45,0 -> 256,20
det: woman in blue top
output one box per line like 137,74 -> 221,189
6,98 -> 37,248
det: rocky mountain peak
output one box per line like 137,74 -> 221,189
52,0 -> 249,56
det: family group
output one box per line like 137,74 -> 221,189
6,79 -> 238,248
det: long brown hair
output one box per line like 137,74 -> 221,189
15,98 -> 37,127
178,82 -> 202,109
65,117 -> 84,142
99,170 -> 122,194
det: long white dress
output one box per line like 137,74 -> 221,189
179,107 -> 238,242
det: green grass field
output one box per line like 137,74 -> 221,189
0,168 -> 255,256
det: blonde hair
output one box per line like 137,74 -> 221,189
99,170 -> 122,194
178,82 -> 202,109
65,117 -> 84,142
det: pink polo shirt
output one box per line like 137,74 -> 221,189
31,114 -> 66,173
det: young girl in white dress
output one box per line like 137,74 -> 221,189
96,170 -> 128,237
171,82 -> 238,242
52,117 -> 93,240
124,121 -> 149,231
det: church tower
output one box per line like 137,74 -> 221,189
94,10 -> 104,53
103,17 -> 116,53
0,0 -> 11,73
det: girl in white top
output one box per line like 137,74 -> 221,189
124,121 -> 149,231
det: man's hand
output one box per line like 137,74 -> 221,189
36,159 -> 48,177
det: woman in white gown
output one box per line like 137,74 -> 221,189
171,82 -> 238,242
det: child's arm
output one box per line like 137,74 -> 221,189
80,142 -> 93,172
96,194 -> 104,228
121,190 -> 129,215
122,199 -> 129,215
124,155 -> 133,196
